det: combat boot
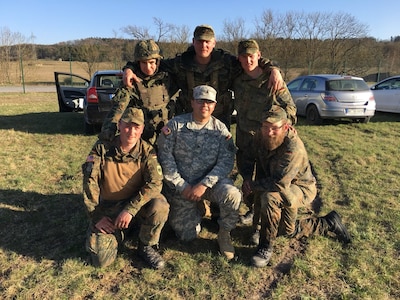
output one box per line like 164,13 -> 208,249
324,211 -> 351,244
137,241 -> 165,269
218,229 -> 235,260
251,243 -> 273,268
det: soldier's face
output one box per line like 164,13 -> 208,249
119,121 -> 144,146
238,51 -> 261,73
139,59 -> 158,76
191,99 -> 216,122
193,38 -> 216,58
261,121 -> 288,150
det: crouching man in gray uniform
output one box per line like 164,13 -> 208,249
157,85 -> 241,260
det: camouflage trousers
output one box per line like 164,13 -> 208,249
164,178 -> 241,241
85,196 -> 169,268
256,185 -> 328,246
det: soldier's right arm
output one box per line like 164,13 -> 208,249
99,87 -> 135,142
82,141 -> 104,219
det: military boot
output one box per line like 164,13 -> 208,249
218,229 -> 235,260
251,243 -> 273,268
137,241 -> 165,269
324,211 -> 351,244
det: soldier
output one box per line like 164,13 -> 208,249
241,106 -> 351,268
157,85 -> 242,260
99,39 -> 179,146
83,107 -> 169,269
233,39 -> 297,238
123,25 -> 284,130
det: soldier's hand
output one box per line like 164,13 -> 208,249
268,68 -> 283,93
191,183 -> 207,201
123,69 -> 141,87
114,210 -> 133,229
95,217 -> 116,234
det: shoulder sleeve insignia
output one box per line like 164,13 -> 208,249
161,125 -> 172,136
86,155 -> 95,162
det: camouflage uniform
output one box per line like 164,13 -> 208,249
124,49 -> 277,130
100,72 -> 178,146
241,126 -> 340,246
233,73 -> 297,177
157,113 -> 241,241
100,39 -> 179,146
82,136 -> 169,267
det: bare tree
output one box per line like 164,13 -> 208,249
77,39 -> 102,77
153,17 -> 174,42
325,12 -> 369,73
254,9 -> 280,39
122,25 -> 151,40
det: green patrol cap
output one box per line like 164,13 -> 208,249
193,85 -> 217,102
193,25 -> 215,41
238,39 -> 259,55
121,107 -> 144,125
262,105 -> 287,123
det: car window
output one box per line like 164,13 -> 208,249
96,74 -> 123,88
376,78 -> 400,90
300,79 -> 317,91
327,79 -> 369,91
287,78 -> 303,91
58,74 -> 88,87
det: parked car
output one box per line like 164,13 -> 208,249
287,74 -> 376,124
55,70 -> 123,134
370,75 -> 400,113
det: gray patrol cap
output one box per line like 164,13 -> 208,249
193,85 -> 217,102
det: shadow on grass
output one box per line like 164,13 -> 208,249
0,189 -> 87,262
0,111 -> 87,135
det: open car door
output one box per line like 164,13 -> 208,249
54,72 -> 89,112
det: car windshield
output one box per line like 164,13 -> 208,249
326,79 -> 369,91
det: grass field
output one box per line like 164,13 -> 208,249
0,92 -> 399,299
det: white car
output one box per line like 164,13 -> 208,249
370,76 -> 400,113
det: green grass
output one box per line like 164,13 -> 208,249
0,93 -> 399,299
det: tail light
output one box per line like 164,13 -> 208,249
323,93 -> 337,102
86,87 -> 98,103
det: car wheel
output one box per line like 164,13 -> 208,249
306,105 -> 323,125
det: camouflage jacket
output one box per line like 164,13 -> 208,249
233,72 -> 297,134
82,137 -> 163,222
100,67 -> 179,143
241,129 -> 317,205
157,113 -> 236,193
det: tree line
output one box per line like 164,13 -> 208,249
1,11 -> 400,84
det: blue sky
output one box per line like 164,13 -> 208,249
1,0 -> 399,44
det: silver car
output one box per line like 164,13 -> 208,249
370,75 -> 400,113
287,74 -> 376,124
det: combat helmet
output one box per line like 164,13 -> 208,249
134,39 -> 162,61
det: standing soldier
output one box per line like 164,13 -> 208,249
99,39 -> 179,146
233,39 -> 297,239
157,85 -> 242,260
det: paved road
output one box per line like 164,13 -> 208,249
0,85 -> 56,93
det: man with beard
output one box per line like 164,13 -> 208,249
241,105 -> 351,267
